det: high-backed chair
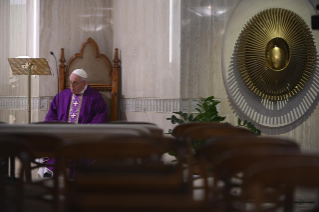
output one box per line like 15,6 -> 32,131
58,37 -> 120,121
242,154 -> 319,212
58,136 -> 210,212
197,136 -> 300,211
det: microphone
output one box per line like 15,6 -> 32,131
50,51 -> 59,121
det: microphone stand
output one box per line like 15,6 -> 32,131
50,51 -> 59,121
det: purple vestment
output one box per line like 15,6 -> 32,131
43,86 -> 108,175
45,86 -> 108,124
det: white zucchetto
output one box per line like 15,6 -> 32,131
72,68 -> 88,78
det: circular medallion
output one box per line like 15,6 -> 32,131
222,1 -> 319,128
235,8 -> 316,101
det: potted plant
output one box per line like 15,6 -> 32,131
166,96 -> 261,160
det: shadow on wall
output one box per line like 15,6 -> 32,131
226,47 -> 319,135
100,92 -> 111,121
119,95 -> 127,121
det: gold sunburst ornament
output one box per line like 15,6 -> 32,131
235,8 -> 316,101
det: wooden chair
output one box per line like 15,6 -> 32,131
182,125 -> 255,141
2,133 -> 63,176
178,124 -> 256,191
1,133 -> 64,212
107,121 -> 157,125
196,136 -> 300,211
242,154 -> 319,212
172,122 -> 233,139
173,123 -> 255,165
0,135 -> 33,212
58,136 -> 210,212
31,121 -> 75,124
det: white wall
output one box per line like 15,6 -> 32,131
113,0 -> 181,133
0,0 -> 39,123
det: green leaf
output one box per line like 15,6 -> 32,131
177,119 -> 185,124
170,115 -> 177,124
181,112 -> 188,121
255,129 -> 261,136
164,129 -> 173,135
167,151 -> 178,157
166,151 -> 178,162
239,119 -> 261,136
206,96 -> 215,102
238,118 -> 241,125
196,104 -> 203,109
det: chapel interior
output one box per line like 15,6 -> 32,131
2,0 -> 319,211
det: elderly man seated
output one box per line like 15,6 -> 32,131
39,68 -> 108,177
45,68 -> 108,123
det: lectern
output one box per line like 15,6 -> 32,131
8,58 -> 51,123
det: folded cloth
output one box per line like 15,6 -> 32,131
36,158 -> 53,178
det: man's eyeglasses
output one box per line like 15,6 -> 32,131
69,81 -> 84,86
